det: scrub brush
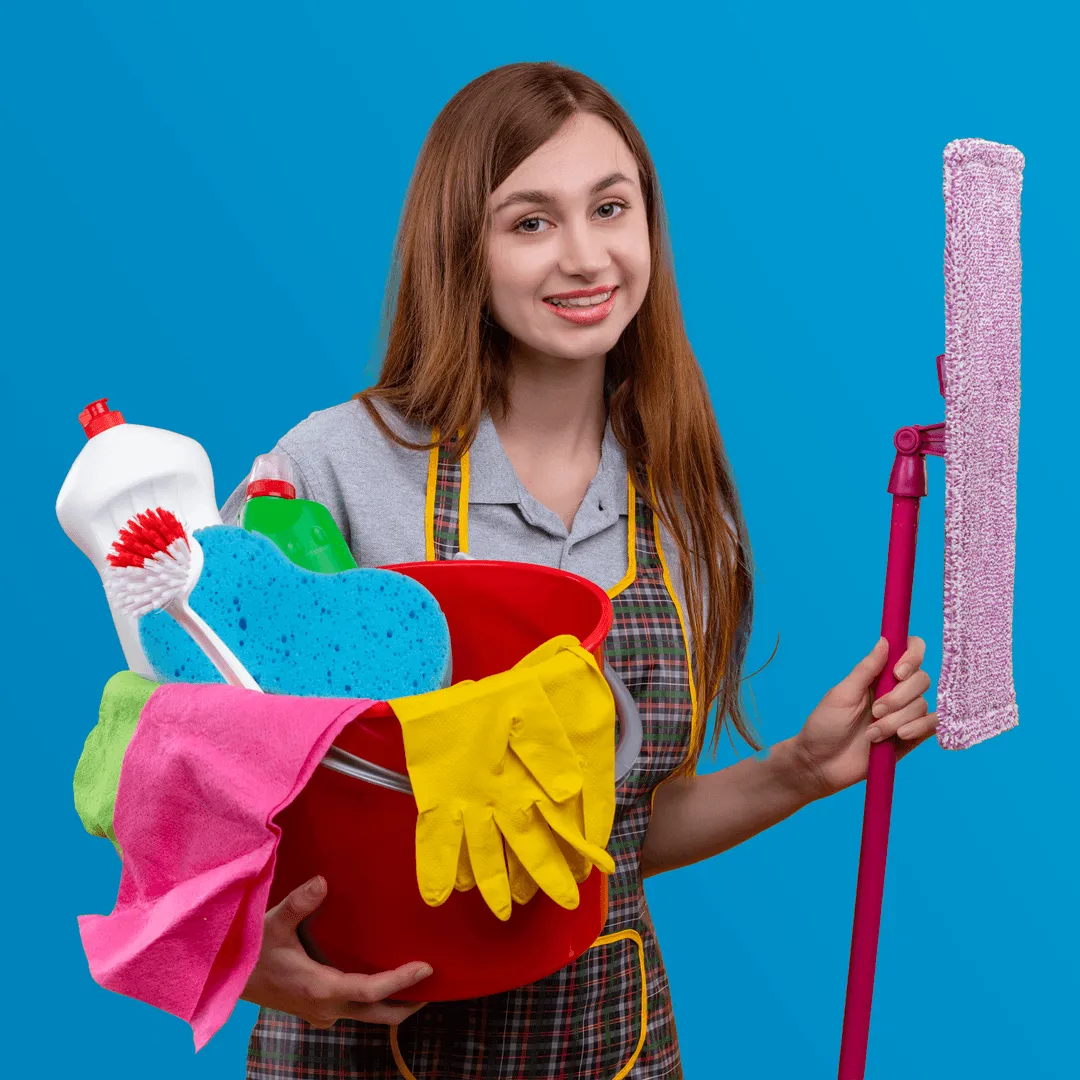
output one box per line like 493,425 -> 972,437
105,508 -> 258,691
103,507 -> 412,795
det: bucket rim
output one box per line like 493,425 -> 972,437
380,558 -> 615,653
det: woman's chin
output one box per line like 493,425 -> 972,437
518,323 -> 630,364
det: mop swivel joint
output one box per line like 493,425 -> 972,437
887,422 -> 944,498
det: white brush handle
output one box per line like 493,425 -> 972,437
165,595 -> 262,692
163,591 -> 414,792
150,527 -> 411,792
149,525 -> 262,692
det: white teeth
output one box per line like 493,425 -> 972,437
546,289 -> 613,308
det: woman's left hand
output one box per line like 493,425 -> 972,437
791,636 -> 938,800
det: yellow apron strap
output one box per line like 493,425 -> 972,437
424,426 -> 470,560
423,428 -> 439,561
458,441 -> 470,554
606,472 -> 637,600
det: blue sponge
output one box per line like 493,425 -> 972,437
139,526 -> 451,700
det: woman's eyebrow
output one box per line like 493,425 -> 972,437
491,171 -> 636,214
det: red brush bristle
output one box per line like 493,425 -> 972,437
107,508 -> 189,568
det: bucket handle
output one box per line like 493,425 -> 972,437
318,663 -> 642,794
607,664 -> 642,783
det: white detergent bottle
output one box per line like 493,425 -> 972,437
56,398 -> 223,677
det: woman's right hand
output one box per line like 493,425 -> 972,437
241,875 -> 433,1028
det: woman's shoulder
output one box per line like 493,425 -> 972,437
218,396 -> 430,530
277,396 -> 427,465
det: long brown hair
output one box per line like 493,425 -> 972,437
356,62 -> 761,762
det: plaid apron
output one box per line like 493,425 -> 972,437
248,435 -> 697,1079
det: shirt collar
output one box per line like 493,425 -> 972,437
467,411 -> 629,517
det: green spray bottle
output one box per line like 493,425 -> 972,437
240,452 -> 358,573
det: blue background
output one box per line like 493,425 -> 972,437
3,2 -> 1074,1077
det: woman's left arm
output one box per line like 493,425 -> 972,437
640,636 -> 938,878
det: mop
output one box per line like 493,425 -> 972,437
837,138 -> 1024,1079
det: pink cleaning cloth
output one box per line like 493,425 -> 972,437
77,682 -> 376,1050
938,138 -> 1024,749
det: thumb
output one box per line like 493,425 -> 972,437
835,638 -> 889,700
267,875 -> 327,936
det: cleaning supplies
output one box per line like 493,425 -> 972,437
389,634 -> 617,921
137,525 -> 452,700
392,666 -> 583,921
240,452 -> 359,572
238,454 -> 452,688
74,670 -> 159,855
77,680 -> 379,1051
107,508 -> 258,691
56,399 -> 222,678
103,505 -> 416,796
506,636 -> 621,887
837,138 -> 1024,1080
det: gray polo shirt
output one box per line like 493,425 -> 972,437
218,398 -> 692,618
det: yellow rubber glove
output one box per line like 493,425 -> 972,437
502,637 -> 618,904
391,636 -> 619,918
391,665 -> 594,921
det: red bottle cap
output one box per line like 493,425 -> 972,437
247,478 -> 297,499
79,398 -> 126,439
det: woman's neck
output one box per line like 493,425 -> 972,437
492,348 -> 607,451
490,348 -> 608,531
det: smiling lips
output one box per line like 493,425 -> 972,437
542,285 -> 618,325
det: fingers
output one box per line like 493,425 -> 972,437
497,806 -> 581,911
332,962 -> 434,1009
537,804 -> 616,877
339,998 -> 429,1026
555,834 -> 593,884
897,708 -> 938,742
251,881 -> 436,1030
892,636 -> 927,682
267,876 -> 327,937
505,843 -> 541,905
868,696 -> 929,743
833,638 -> 889,702
871,668 -> 931,718
896,713 -> 938,759
461,807 -> 512,920
414,811 -> 464,908
303,963 -> 434,1029
506,675 -> 583,802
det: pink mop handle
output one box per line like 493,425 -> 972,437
837,483 -> 922,1079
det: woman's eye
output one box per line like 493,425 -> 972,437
515,217 -> 550,234
595,201 -> 627,220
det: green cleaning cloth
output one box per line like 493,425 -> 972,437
74,671 -> 160,856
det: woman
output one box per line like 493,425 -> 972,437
227,61 -> 937,1080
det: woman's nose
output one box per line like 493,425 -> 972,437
557,221 -> 611,278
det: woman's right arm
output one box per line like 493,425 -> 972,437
242,875 -> 432,1028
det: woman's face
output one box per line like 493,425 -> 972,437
486,112 -> 651,367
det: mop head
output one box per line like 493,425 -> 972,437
937,138 -> 1023,750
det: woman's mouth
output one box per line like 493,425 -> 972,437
542,287 -> 618,325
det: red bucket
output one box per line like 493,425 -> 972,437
268,559 -> 621,1002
